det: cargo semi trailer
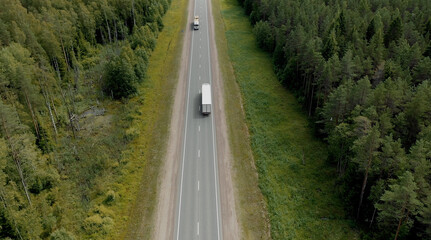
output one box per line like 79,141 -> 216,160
201,83 -> 211,115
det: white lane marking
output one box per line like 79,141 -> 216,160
198,150 -> 200,158
200,38 -> 202,41
199,76 -> 201,80
200,45 -> 201,49
176,4 -> 196,239
197,221 -> 200,235
198,181 -> 200,191
205,0 -> 221,237
199,64 -> 201,68
198,125 -> 200,132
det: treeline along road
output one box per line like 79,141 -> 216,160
239,0 -> 431,239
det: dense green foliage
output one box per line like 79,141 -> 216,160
239,0 -> 431,238
219,0 -> 359,238
0,0 -> 168,238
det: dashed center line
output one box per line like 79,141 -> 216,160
197,221 -> 200,235
198,150 -> 200,158
198,181 -> 200,191
198,125 -> 200,132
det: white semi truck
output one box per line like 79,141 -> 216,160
201,83 -> 211,115
194,16 -> 199,30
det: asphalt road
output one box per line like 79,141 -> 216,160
174,0 -> 222,238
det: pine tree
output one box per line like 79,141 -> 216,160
366,19 -> 376,43
369,28 -> 385,67
352,122 -> 381,219
351,76 -> 371,107
419,195 -> 431,238
340,49 -> 357,80
379,135 -> 406,178
327,123 -> 353,176
412,57 -> 431,85
376,171 -> 423,240
321,80 -> 351,131
322,29 -> 338,61
384,17 -> 403,48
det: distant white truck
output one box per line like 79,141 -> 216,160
194,16 -> 200,30
201,83 -> 211,115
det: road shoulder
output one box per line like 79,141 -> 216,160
207,0 -> 242,238
151,0 -> 193,238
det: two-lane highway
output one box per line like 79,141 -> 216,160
174,0 -> 222,238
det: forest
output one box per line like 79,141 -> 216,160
0,0 -> 169,239
240,0 -> 431,239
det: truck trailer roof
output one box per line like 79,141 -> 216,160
202,83 -> 211,105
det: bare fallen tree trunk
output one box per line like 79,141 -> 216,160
357,144 -> 374,219
39,72 -> 58,136
103,8 -> 112,43
24,89 -> 39,138
369,205 -> 377,228
60,89 -> 76,138
60,38 -> 70,72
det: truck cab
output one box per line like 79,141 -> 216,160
194,16 -> 199,30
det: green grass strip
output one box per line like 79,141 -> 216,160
216,0 -> 360,239
212,0 -> 271,238
105,0 -> 188,238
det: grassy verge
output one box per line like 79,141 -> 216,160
104,0 -> 189,238
211,0 -> 271,239
214,0 -> 360,239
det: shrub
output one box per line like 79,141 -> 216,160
83,214 -> 113,235
103,190 -> 116,205
50,228 -> 75,240
104,54 -> 137,99
253,20 -> 274,52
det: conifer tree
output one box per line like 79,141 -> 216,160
419,196 -> 431,237
352,122 -> 381,219
366,19 -> 376,43
376,171 -> 423,240
384,17 -> 403,47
